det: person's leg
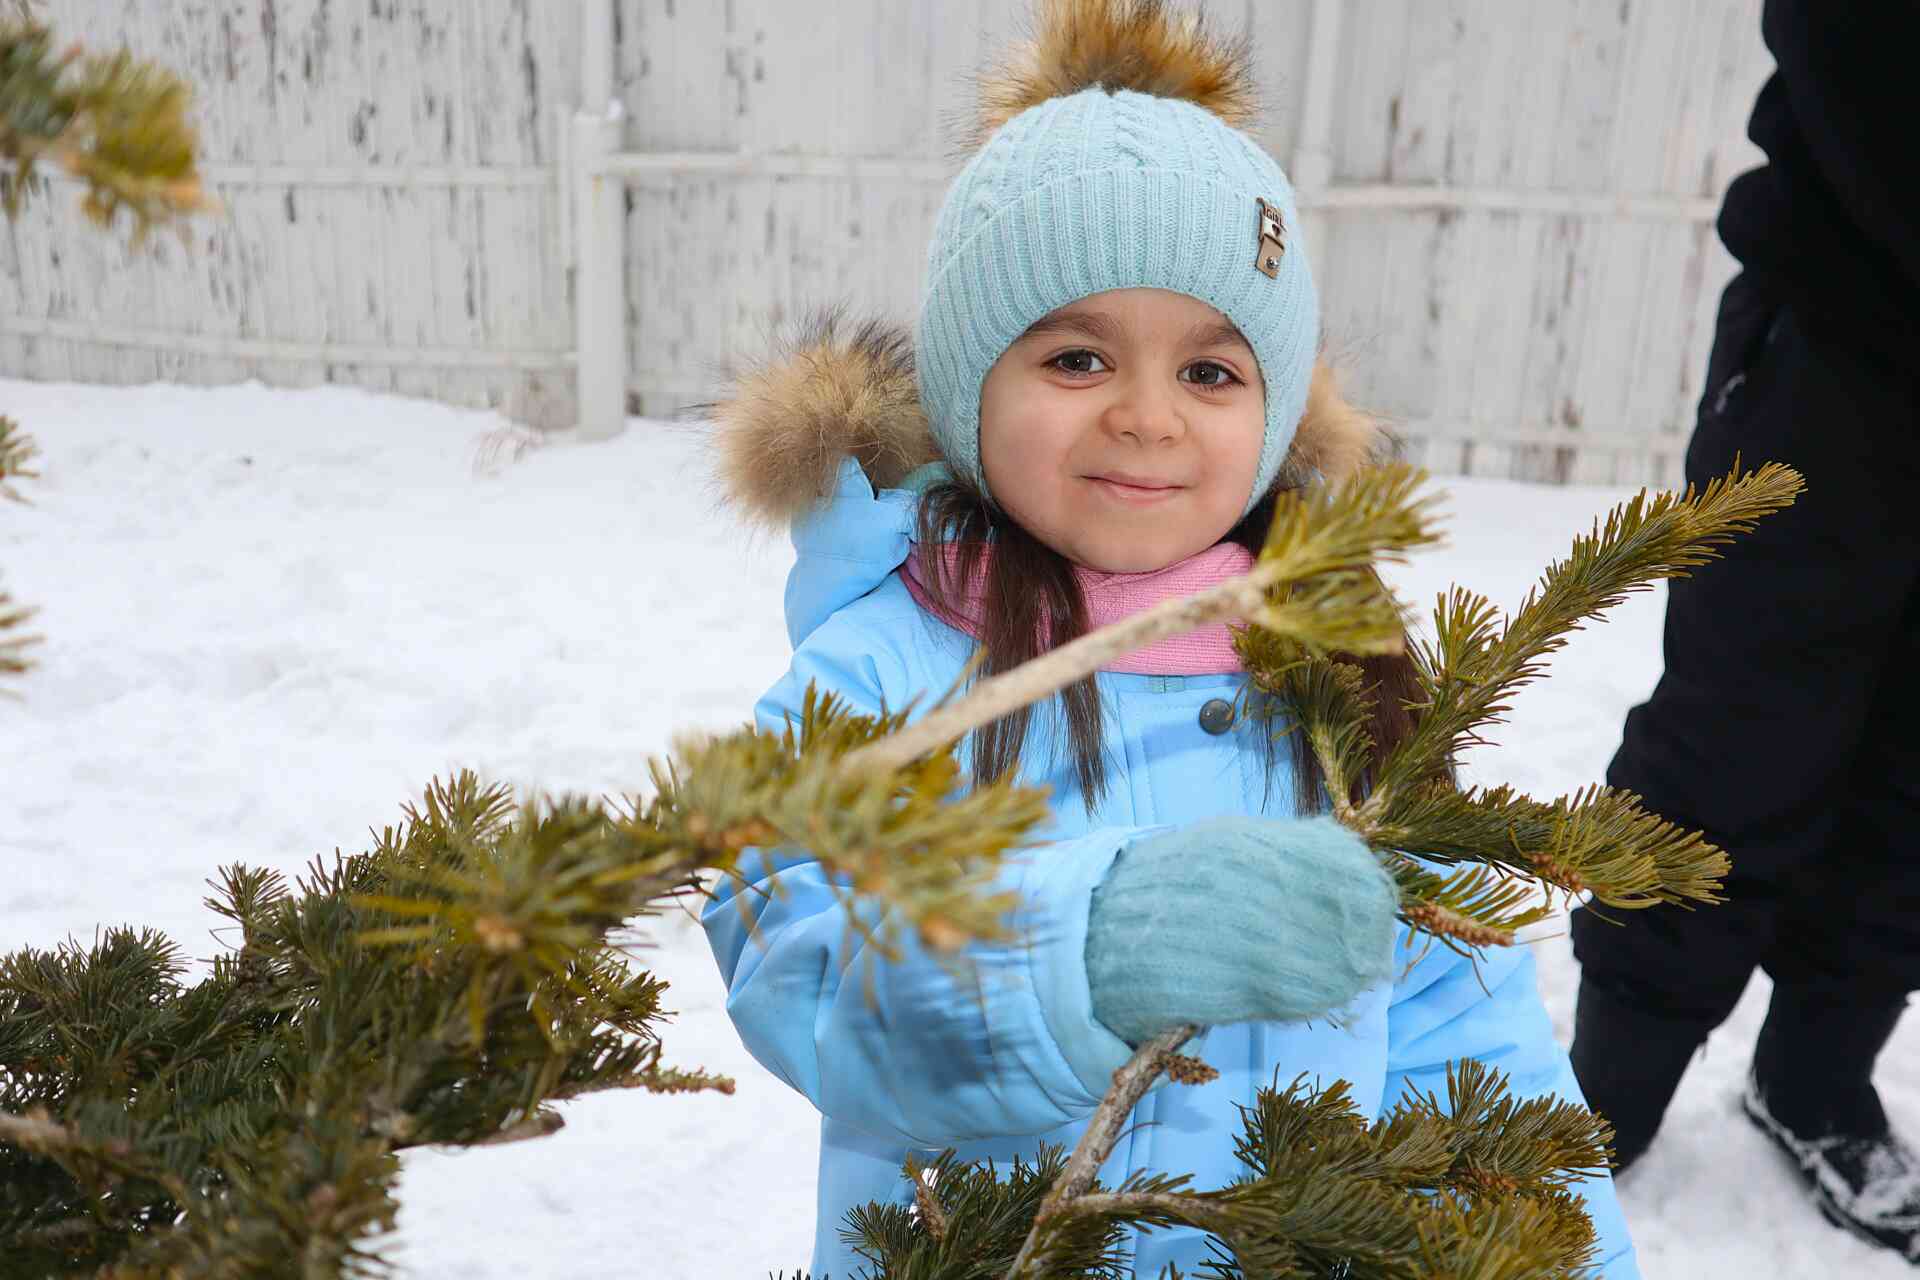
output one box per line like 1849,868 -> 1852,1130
1738,583 -> 1920,1259
1759,578 -> 1920,1131
1570,278 -> 1920,1169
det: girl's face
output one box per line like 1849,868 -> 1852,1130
978,288 -> 1266,573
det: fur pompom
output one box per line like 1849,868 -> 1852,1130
706,308 -> 937,531
970,0 -> 1259,150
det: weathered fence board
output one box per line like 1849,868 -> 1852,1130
4,1 -> 1770,482
3,0 -> 575,425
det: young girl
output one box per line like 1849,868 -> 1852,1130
703,3 -> 1636,1275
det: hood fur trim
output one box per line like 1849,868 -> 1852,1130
707,309 -> 939,532
969,0 -> 1258,151
1282,360 -> 1397,491
708,310 -> 1392,530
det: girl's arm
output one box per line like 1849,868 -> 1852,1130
1385,940 -> 1641,1279
702,601 -> 1148,1148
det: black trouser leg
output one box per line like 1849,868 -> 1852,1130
1570,272 -> 1920,1163
1751,982 -> 1909,1137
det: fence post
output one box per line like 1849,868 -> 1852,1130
572,0 -> 624,442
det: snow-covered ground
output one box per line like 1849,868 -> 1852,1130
2,375 -> 1912,1278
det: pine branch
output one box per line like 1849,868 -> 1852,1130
0,777 -> 735,1274
1244,654 -> 1378,817
1385,858 -> 1553,950
0,414 -> 36,501
0,416 -> 40,688
1008,1025 -> 1203,1279
2,18 -> 212,239
844,1146 -> 1129,1280
1240,463 -> 1800,944
0,575 -> 35,685
658,686 -> 1052,958
1373,782 -> 1731,912
846,462 -> 1441,776
843,1064 -> 1610,1279
1370,462 -> 1803,810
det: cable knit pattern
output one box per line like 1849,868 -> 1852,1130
916,87 -> 1320,519
1084,816 -> 1400,1046
899,537 -> 1253,674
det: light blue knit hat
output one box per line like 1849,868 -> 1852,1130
915,37 -> 1319,520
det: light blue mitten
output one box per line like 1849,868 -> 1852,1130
1085,815 -> 1400,1045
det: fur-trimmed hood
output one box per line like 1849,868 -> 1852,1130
708,308 -> 1395,531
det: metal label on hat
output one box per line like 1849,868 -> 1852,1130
1255,197 -> 1285,279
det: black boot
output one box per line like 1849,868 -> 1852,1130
1569,975 -> 1713,1173
1743,985 -> 1918,1264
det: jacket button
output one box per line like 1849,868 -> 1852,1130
1198,698 -> 1235,735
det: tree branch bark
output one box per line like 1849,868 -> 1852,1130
845,567 -> 1288,774
470,1108 -> 565,1146
1005,1024 -> 1200,1280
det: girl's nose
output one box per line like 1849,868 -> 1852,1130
1100,382 -> 1187,446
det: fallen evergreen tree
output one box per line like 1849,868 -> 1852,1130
2,456 -> 1800,1277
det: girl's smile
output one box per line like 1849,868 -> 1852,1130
1085,474 -> 1187,504
977,287 -> 1267,573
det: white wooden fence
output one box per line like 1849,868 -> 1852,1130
3,1 -> 1772,484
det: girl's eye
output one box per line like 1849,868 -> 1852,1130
1048,349 -> 1110,377
1181,360 -> 1241,391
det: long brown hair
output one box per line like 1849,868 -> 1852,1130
911,472 -> 1428,816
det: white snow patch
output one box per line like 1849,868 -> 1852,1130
4,376 -> 1915,1277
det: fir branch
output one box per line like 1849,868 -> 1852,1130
0,576 -> 36,685
844,1146 -> 1129,1280
470,1108 -> 564,1147
1369,463 -> 1803,812
1244,654 -> 1378,817
846,1064 -> 1612,1279
1,775 -> 744,1272
1422,1058 -> 1614,1190
1384,857 -> 1554,950
846,463 -> 1441,776
0,414 -> 37,501
1,18 -> 212,239
0,416 -> 38,685
660,686 -> 1051,959
1235,463 -> 1799,950
906,1153 -> 951,1244
1372,781 -> 1731,912
1008,1025 -> 1200,1280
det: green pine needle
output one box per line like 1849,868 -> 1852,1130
847,1064 -> 1610,1280
1241,462 -> 1801,948
1373,462 -> 1804,805
2,18 -> 211,240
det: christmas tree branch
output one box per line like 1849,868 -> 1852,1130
0,576 -> 34,684
1,18 -> 212,238
667,470 -> 1433,963
1370,462 -> 1803,814
846,462 -> 1440,776
1373,782 -> 1730,911
852,1063 -> 1608,1277
1240,463 -> 1800,944
470,1109 -> 565,1147
0,414 -> 36,501
1006,1024 -> 1201,1279
0,416 -> 40,686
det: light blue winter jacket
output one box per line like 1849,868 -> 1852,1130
703,459 -> 1636,1279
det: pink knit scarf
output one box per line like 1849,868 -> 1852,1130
900,540 -> 1254,674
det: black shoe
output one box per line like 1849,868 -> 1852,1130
1743,1069 -> 1920,1265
